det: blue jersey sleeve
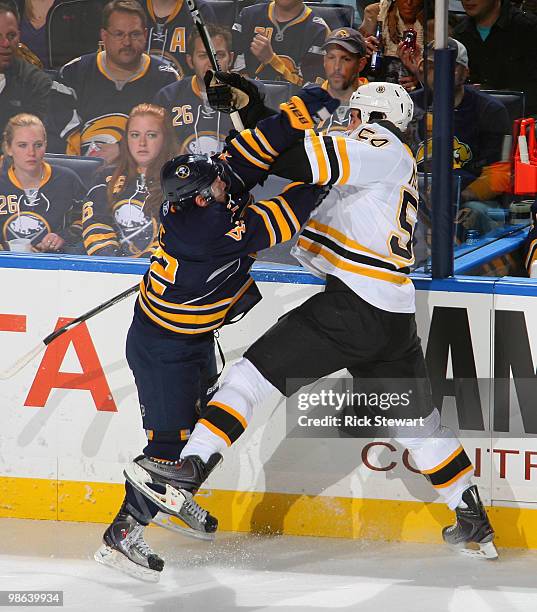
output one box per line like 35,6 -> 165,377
213,181 -> 324,258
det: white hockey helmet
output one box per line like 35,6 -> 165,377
349,82 -> 414,131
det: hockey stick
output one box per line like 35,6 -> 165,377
0,283 -> 140,380
185,0 -> 245,132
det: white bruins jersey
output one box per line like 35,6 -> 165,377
290,123 -> 419,313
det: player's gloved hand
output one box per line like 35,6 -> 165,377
204,70 -> 260,113
204,70 -> 277,128
280,85 -> 340,131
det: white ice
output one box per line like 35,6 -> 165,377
0,518 -> 536,611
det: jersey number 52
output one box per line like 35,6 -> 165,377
389,188 -> 418,262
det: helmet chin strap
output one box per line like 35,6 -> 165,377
199,184 -> 217,205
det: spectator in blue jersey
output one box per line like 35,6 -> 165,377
47,0 -> 178,164
153,25 -> 237,156
232,0 -> 329,86
402,37 -> 511,239
142,0 -> 216,78
453,0 -> 537,116
0,113 -> 85,252
82,103 -> 177,258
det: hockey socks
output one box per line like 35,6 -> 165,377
396,409 -> 473,509
181,358 -> 276,462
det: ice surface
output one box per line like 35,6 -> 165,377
0,518 -> 535,611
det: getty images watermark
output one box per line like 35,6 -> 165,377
286,378 -> 429,439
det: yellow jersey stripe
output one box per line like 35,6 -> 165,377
86,240 -> 118,255
142,285 -> 234,311
241,130 -> 273,162
250,204 -> 277,247
254,127 -> 278,157
310,131 -> 329,184
334,136 -> 350,185
258,198 -> 292,242
83,232 -> 117,247
298,236 -> 411,285
276,195 -> 301,233
306,219 -> 403,266
232,140 -> 270,170
82,223 -> 114,237
137,296 -> 223,334
140,282 -> 227,324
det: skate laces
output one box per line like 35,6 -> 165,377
181,492 -> 208,524
124,524 -> 153,556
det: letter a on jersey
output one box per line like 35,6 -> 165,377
25,318 -> 117,411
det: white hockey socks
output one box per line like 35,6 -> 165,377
181,358 -> 277,463
396,409 -> 474,509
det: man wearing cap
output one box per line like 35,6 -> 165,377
314,27 -> 368,133
403,37 -> 511,237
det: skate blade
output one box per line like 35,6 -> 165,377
450,540 -> 499,560
94,544 -> 161,583
124,461 -> 188,515
152,512 -> 215,542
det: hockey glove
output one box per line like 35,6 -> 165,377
280,86 -> 340,131
204,70 -> 277,128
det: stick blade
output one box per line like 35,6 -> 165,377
0,342 -> 45,380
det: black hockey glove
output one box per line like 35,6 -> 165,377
204,70 -> 277,128
205,69 -> 252,112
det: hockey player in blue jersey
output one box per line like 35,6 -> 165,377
94,83 -> 339,582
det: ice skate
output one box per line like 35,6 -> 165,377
124,453 -> 222,540
94,502 -> 164,582
442,485 -> 498,560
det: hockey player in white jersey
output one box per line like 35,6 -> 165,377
125,80 -> 497,560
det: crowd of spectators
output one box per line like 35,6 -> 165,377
0,0 -> 536,274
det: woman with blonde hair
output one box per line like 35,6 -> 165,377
0,113 -> 85,252
82,103 -> 177,258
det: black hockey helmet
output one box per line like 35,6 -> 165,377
160,154 -> 228,210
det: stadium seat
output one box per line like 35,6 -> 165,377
47,0 -> 105,69
45,154 -> 104,189
305,2 -> 355,29
480,90 -> 526,125
205,0 -> 236,30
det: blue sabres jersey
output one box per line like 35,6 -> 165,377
143,0 -> 216,78
82,169 -> 160,258
49,51 -> 179,156
154,76 -> 266,156
0,162 -> 84,250
232,1 -> 328,85
412,86 -> 510,190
